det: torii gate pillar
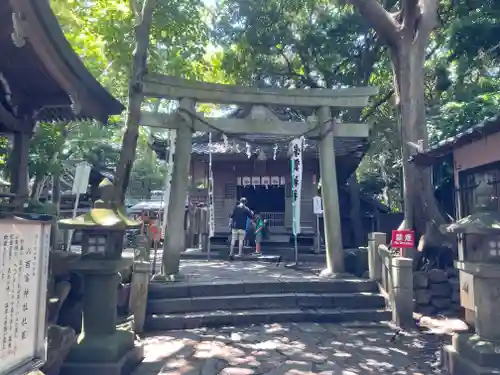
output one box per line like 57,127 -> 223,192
161,98 -> 194,277
317,106 -> 345,275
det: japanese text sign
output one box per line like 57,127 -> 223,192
391,229 -> 415,248
0,219 -> 50,375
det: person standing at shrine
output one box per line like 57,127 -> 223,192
229,197 -> 253,259
253,213 -> 265,255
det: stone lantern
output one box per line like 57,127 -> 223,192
441,180 -> 500,374
57,179 -> 142,375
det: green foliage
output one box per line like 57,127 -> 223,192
24,0 -> 214,202
27,0 -> 500,213
210,0 -> 500,211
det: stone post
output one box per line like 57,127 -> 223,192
199,205 -> 209,251
317,107 -> 344,275
162,98 -> 194,276
82,272 -> 120,335
368,232 -> 386,282
391,257 -> 414,327
442,263 -> 500,374
472,273 -> 500,342
129,260 -> 151,333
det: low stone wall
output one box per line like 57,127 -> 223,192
413,268 -> 461,317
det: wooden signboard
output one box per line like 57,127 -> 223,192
0,219 -> 51,375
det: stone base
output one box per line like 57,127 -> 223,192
441,333 -> 500,375
59,343 -> 144,375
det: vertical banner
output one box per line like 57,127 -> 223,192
208,133 -> 215,238
161,130 -> 177,234
290,137 -> 304,234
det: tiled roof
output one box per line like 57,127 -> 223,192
412,116 -> 500,166
0,0 -> 123,129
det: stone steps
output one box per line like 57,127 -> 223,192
145,308 -> 392,331
146,278 -> 390,330
148,279 -> 379,299
148,292 -> 386,314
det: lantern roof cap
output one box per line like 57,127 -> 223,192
442,211 -> 500,235
58,206 -> 140,230
0,178 -> 10,187
99,178 -> 113,188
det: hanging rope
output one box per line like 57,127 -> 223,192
176,107 -> 336,146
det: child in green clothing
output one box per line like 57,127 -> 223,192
254,213 -> 264,254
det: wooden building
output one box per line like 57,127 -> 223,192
412,116 -> 500,220
0,0 -> 123,202
150,107 -> 389,247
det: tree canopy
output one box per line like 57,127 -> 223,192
10,0 -> 500,217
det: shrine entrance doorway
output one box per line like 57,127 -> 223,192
237,185 -> 285,228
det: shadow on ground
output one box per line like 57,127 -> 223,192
134,322 -> 445,375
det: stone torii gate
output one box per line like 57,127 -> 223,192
140,73 -> 378,277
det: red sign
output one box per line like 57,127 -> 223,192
391,229 -> 415,248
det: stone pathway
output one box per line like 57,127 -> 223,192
134,322 -> 445,375
150,260 -> 335,284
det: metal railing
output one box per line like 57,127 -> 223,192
260,212 -> 285,227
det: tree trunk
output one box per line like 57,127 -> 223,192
114,0 -> 156,204
347,0 -> 446,245
347,174 -> 364,247
390,42 -> 446,243
30,174 -> 44,200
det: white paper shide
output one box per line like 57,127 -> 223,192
0,220 -> 50,375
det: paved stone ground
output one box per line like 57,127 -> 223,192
151,260 -> 340,284
133,322 -> 445,375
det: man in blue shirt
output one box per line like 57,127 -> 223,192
229,197 -> 253,259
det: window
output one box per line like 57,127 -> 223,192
458,162 -> 500,217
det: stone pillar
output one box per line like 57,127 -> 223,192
129,261 -> 151,333
162,98 -> 194,276
473,275 -> 500,341
82,272 -> 120,335
199,206 -> 208,251
368,232 -> 386,282
442,264 -> 500,374
317,107 -> 344,275
391,257 -> 414,327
